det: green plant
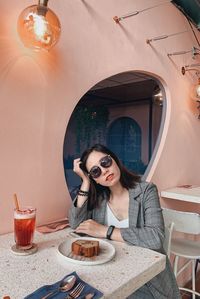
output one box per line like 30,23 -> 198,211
73,105 -> 109,153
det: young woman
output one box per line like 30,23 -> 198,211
68,144 -> 181,299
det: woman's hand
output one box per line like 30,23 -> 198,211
75,219 -> 108,238
73,158 -> 89,182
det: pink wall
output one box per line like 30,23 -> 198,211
1,0 -> 200,235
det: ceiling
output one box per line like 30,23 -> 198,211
81,72 -> 158,106
91,72 -> 154,90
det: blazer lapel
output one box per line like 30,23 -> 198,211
93,196 -> 107,224
128,185 -> 143,227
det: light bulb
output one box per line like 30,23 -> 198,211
191,78 -> 200,100
195,79 -> 200,98
152,86 -> 163,106
18,3 -> 61,51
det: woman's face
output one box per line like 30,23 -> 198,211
86,150 -> 121,187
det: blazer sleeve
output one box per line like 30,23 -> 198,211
68,196 -> 92,229
120,183 -> 165,251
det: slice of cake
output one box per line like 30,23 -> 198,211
71,239 -> 99,257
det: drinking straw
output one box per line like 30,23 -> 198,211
13,193 -> 20,210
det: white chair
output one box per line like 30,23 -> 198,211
163,222 -> 174,258
162,208 -> 200,299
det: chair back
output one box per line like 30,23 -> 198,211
163,222 -> 174,257
162,208 -> 200,235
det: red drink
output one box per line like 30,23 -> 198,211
14,207 -> 36,249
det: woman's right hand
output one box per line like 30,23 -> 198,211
73,158 -> 90,182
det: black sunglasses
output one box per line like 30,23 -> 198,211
88,155 -> 112,179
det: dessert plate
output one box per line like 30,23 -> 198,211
58,237 -> 115,265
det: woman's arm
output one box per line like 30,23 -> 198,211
68,196 -> 92,229
68,158 -> 91,229
73,158 -> 90,207
120,183 -> 165,251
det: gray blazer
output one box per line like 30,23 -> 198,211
68,181 -> 181,299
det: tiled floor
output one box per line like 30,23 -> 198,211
181,268 -> 200,299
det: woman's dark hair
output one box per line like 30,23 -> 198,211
80,144 -> 141,210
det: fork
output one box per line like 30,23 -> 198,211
65,282 -> 85,299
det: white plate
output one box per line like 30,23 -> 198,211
58,237 -> 115,265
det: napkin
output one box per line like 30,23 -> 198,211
36,219 -> 69,234
24,271 -> 103,299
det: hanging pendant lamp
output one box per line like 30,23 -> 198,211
18,0 -> 61,51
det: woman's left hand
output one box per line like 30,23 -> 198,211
75,219 -> 107,238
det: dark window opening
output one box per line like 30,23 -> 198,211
63,71 -> 165,196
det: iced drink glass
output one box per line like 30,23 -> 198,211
14,207 -> 36,249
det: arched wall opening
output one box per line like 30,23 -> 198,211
63,71 -> 166,197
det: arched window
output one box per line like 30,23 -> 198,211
63,71 -> 165,196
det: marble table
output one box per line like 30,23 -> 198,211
0,228 -> 166,299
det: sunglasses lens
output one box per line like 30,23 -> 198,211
100,155 -> 112,168
90,166 -> 101,179
89,156 -> 112,179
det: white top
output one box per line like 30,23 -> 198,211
105,204 -> 129,228
161,185 -> 200,204
0,228 -> 166,299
